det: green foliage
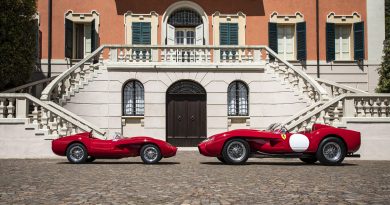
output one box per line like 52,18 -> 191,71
0,0 -> 37,91
376,0 -> 390,93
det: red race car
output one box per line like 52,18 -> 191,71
198,124 -> 361,165
52,132 -> 177,164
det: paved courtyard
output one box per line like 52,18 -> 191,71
1,152 -> 390,204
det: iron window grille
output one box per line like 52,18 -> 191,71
123,80 -> 144,116
228,81 -> 249,116
168,9 -> 202,27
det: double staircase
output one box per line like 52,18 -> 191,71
1,44 -> 389,158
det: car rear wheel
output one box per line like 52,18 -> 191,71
316,137 -> 346,166
140,144 -> 162,164
66,143 -> 88,164
299,156 -> 317,164
222,139 -> 250,165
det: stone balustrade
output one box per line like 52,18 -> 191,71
2,76 -> 57,99
0,93 -> 105,138
316,78 -> 367,97
285,94 -> 390,132
41,44 -> 328,104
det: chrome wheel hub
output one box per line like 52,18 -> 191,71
323,142 -> 342,162
143,147 -> 158,162
227,141 -> 246,161
69,146 -> 84,162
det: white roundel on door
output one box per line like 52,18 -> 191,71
289,134 -> 310,152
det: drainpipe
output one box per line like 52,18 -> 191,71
47,0 -> 52,78
316,0 -> 320,78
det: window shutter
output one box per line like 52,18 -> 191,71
326,23 -> 335,62
65,19 -> 73,58
354,21 -> 364,61
268,22 -> 278,53
296,22 -> 306,61
141,22 -> 151,45
219,23 -> 229,45
91,19 -> 98,52
229,23 -> 238,45
132,22 -> 141,44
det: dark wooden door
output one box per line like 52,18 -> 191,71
167,94 -> 206,147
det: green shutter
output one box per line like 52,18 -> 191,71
326,23 -> 335,62
91,19 -> 98,52
354,21 -> 364,61
65,19 -> 73,58
296,22 -> 307,61
219,23 -> 229,45
268,22 -> 278,53
132,22 -> 151,45
229,23 -> 238,45
141,22 -> 151,45
220,23 -> 238,45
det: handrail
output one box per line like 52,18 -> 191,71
281,101 -> 325,126
2,76 -> 56,93
315,78 -> 367,94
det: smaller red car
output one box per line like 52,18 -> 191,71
52,132 -> 177,164
198,124 -> 361,165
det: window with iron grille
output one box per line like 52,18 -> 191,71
123,80 -> 144,116
228,81 -> 249,116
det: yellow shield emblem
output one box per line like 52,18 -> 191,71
281,134 -> 287,140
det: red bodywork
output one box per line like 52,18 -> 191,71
52,132 -> 177,159
198,124 -> 361,157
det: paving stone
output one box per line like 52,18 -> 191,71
0,152 -> 390,204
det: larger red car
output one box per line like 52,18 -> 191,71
198,124 -> 361,165
52,132 -> 177,164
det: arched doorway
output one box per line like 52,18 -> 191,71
166,80 -> 207,147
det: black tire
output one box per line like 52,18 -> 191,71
217,157 -> 226,163
316,137 -> 346,166
299,156 -> 317,164
140,144 -> 162,164
86,156 -> 96,163
222,139 -> 250,165
66,143 -> 88,164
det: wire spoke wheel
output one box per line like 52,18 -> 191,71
322,142 -> 342,162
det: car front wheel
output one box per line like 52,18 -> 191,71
66,143 -> 88,164
140,144 -> 162,164
316,137 -> 346,166
222,139 -> 250,165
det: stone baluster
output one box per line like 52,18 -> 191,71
222,50 -> 227,63
363,99 -> 371,117
6,99 -> 14,118
40,108 -> 48,130
118,50 -> 124,62
146,50 -> 150,62
265,50 -> 270,64
247,51 -> 253,62
355,98 -> 363,117
301,121 -> 308,131
68,122 -> 76,135
234,51 -> 239,63
99,50 -> 104,65
0,98 -> 5,118
323,110 -> 331,125
51,116 -> 59,137
32,104 -> 39,124
207,49 -> 211,63
79,65 -> 85,86
372,98 -> 380,117
228,51 -> 233,63
59,119 -> 67,136
379,99 -> 387,117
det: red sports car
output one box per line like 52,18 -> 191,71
198,124 -> 361,165
52,132 -> 177,164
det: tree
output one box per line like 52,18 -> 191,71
0,0 -> 37,91
376,0 -> 390,93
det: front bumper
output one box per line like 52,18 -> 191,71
198,142 -> 214,157
164,146 -> 178,158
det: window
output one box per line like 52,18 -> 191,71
228,81 -> 248,116
219,23 -> 238,45
123,80 -> 144,116
335,25 -> 351,60
175,28 -> 195,45
277,25 -> 295,60
65,19 -> 98,59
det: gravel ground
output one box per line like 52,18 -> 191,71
1,151 -> 390,204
